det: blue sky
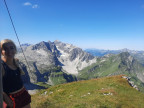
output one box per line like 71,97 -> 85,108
0,0 -> 144,50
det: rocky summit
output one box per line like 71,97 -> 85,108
16,40 -> 96,85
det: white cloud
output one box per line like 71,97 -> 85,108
23,2 -> 32,6
23,2 -> 39,9
32,4 -> 39,9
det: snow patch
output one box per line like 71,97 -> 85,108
57,47 -> 97,75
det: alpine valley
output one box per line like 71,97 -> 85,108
16,40 -> 144,92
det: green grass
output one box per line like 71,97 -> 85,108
50,72 -> 67,85
35,82 -> 51,88
78,55 -> 121,79
31,75 -> 144,108
50,71 -> 77,85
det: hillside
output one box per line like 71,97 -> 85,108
78,52 -> 144,92
31,75 -> 144,108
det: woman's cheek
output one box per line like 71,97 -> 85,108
1,50 -> 6,56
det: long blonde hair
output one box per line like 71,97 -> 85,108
0,39 -> 17,52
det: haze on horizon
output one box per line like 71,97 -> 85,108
0,0 -> 144,51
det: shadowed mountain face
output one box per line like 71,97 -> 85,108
16,40 -> 144,92
16,40 -> 96,84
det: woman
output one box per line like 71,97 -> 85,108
1,39 -> 31,108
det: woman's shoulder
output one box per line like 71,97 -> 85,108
1,62 -> 5,76
14,58 -> 21,68
14,58 -> 19,64
14,58 -> 25,75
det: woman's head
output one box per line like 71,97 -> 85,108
0,39 -> 17,58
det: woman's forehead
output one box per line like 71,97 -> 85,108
3,42 -> 15,48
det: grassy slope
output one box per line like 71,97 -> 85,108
50,72 -> 67,85
31,75 -> 144,108
78,53 -> 144,92
50,72 -> 77,85
78,55 -> 120,80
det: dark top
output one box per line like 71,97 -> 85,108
2,61 -> 24,94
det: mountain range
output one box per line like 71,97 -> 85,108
16,40 -> 96,86
16,40 -> 144,92
85,48 -> 144,65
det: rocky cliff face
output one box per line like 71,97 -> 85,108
16,40 -> 96,83
118,52 -> 144,83
54,40 -> 97,74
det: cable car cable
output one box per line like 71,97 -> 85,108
3,0 -> 32,73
